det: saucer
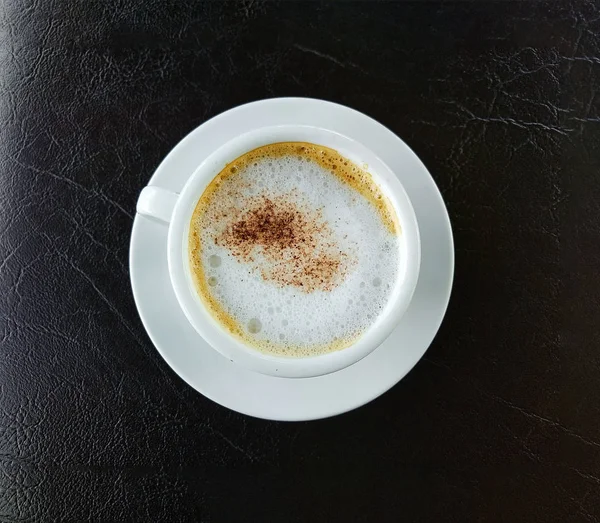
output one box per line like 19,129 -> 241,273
129,98 -> 454,421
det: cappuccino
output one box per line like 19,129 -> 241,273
188,142 -> 401,357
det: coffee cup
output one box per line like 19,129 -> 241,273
137,125 -> 420,378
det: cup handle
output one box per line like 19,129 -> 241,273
136,186 -> 179,223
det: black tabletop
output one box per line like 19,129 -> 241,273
1,1 -> 598,521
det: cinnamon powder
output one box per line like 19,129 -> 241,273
216,195 -> 351,292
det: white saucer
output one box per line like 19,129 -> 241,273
129,98 -> 454,421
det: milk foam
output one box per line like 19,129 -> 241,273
188,143 -> 401,357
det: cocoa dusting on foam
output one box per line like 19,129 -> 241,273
216,194 -> 351,292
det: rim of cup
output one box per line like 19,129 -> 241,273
163,124 -> 421,379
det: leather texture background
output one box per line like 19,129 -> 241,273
1,1 -> 599,521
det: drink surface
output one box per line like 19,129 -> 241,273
188,142 -> 401,357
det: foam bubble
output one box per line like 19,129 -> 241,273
209,255 -> 222,268
247,318 -> 262,334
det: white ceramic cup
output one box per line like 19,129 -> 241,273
136,125 -> 420,378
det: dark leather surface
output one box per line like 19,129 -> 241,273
1,1 -> 598,521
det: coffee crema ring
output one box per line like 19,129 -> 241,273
188,142 -> 401,357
